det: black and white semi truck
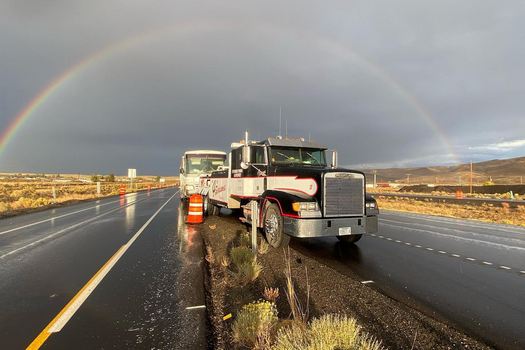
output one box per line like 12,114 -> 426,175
201,133 -> 379,248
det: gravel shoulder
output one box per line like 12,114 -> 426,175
201,213 -> 490,350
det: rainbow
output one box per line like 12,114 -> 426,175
0,20 -> 457,163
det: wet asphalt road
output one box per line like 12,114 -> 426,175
292,210 -> 525,350
0,188 -> 207,349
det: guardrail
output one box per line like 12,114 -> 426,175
371,192 -> 525,208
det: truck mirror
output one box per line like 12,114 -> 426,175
240,161 -> 249,170
242,145 -> 251,164
331,150 -> 338,168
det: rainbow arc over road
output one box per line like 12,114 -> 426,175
0,21 -> 458,163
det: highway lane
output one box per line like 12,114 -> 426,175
291,210 -> 525,350
0,188 -> 207,349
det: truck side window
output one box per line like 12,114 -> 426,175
232,149 -> 242,170
251,146 -> 266,165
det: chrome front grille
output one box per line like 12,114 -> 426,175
323,172 -> 364,217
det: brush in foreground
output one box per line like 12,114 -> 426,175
230,245 -> 263,286
272,314 -> 384,350
283,247 -> 309,324
232,300 -> 278,349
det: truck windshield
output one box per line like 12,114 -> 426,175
185,155 -> 226,174
269,147 -> 326,166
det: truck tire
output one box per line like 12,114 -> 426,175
203,196 -> 209,216
210,203 -> 220,216
264,203 -> 290,248
337,234 -> 362,244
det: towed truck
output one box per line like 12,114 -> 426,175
200,133 -> 378,248
179,150 -> 227,199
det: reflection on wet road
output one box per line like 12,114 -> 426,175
0,188 -> 207,349
292,210 -> 525,350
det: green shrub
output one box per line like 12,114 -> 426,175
239,232 -> 252,248
233,259 -> 263,286
230,246 -> 255,268
233,301 -> 278,348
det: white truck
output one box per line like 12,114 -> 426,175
200,133 -> 379,248
179,150 -> 227,199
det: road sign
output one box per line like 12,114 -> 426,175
128,169 -> 137,179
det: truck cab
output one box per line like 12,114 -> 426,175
203,134 -> 379,248
179,150 -> 227,199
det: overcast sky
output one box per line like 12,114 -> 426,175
1,0 -> 524,174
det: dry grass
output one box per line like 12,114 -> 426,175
0,179 -> 176,217
258,239 -> 270,255
283,248 -> 309,324
271,314 -> 385,350
377,196 -> 525,227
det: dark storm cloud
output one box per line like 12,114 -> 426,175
1,0 -> 524,174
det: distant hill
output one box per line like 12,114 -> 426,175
363,156 -> 525,185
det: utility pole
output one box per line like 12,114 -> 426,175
406,174 -> 411,184
470,161 -> 473,194
373,170 -> 377,189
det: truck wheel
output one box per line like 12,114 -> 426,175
203,196 -> 209,216
264,203 -> 290,248
337,234 -> 362,244
210,204 -> 220,216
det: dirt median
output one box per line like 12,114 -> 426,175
200,213 -> 490,350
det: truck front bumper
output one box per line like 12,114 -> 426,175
283,215 -> 378,238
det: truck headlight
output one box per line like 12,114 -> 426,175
365,202 -> 376,208
185,185 -> 195,191
292,202 -> 322,218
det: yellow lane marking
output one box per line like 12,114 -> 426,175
26,190 -> 178,349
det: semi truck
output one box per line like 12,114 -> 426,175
179,150 -> 227,199
201,133 -> 379,248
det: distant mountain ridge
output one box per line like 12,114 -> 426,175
364,156 -> 525,185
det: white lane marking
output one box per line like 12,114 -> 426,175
361,280 -> 374,284
386,238 -> 393,241
0,195 -> 143,236
395,240 -> 402,243
381,211 -> 525,235
382,222 -> 525,252
378,235 -> 383,238
0,195 -> 150,259
379,233 -> 520,273
370,233 -> 376,237
381,217 -> 525,246
47,191 -> 178,333
185,305 -> 206,310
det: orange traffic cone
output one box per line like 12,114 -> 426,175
119,184 -> 126,196
455,190 -> 464,199
187,194 -> 204,224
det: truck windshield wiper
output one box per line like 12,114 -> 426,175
304,151 -> 320,164
277,152 -> 293,160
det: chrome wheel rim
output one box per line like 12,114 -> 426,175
265,213 -> 279,242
